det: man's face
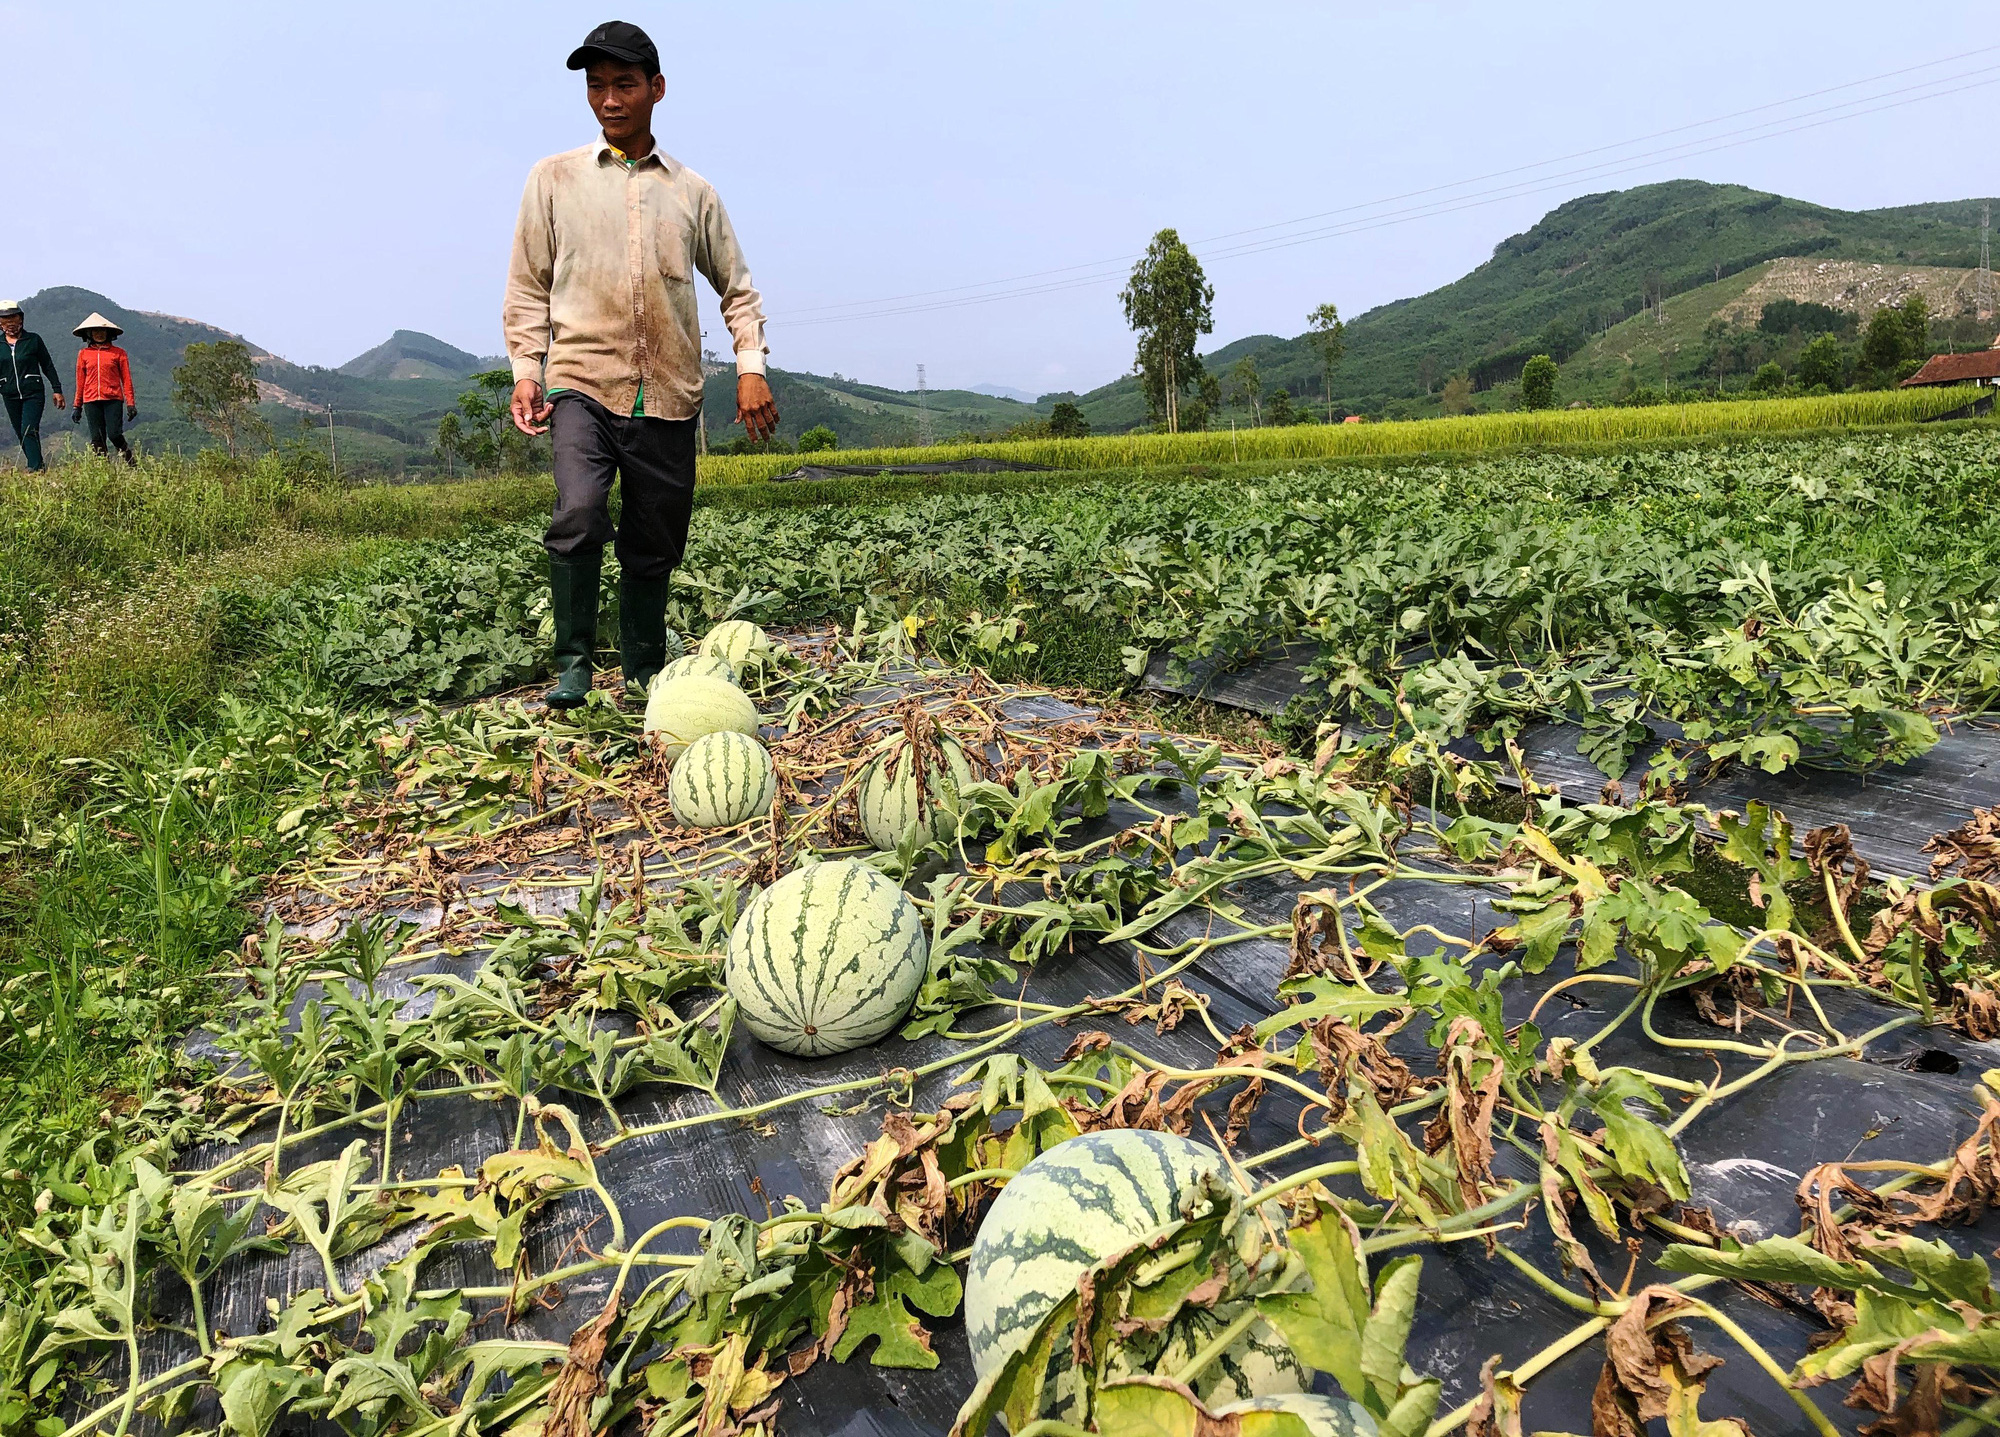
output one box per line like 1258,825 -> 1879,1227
586,60 -> 664,146
0,315 -> 21,338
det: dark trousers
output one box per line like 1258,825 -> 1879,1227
3,391 -> 46,471
545,392 -> 697,582
82,400 -> 133,463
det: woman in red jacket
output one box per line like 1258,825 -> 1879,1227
69,312 -> 137,466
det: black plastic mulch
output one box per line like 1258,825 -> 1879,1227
153,662 -> 2000,1436
1144,642 -> 2000,882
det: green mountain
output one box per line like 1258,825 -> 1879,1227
1075,180 -> 1998,424
0,288 -> 470,467
699,366 -> 1050,450
339,330 -> 501,381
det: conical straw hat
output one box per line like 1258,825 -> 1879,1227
72,312 -> 123,339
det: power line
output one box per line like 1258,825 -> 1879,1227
775,48 -> 2000,330
783,43 -> 2000,321
782,65 -> 2000,327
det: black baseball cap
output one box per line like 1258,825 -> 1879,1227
566,20 -> 660,74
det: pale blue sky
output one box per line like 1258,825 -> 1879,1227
5,2 -> 1994,394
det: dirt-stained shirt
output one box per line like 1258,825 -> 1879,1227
504,140 -> 767,421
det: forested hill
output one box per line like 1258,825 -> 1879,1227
1069,180 -> 1998,427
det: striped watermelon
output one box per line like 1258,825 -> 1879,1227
857,731 -> 975,850
725,860 -> 927,1056
1210,1395 -> 1378,1436
660,653 -> 738,686
643,674 -> 760,760
700,619 -> 779,675
964,1131 -> 1222,1386
1145,1304 -> 1307,1407
669,731 -> 775,829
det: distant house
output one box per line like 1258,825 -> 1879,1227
1900,337 -> 2000,389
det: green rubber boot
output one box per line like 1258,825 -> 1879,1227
618,572 -> 674,703
543,554 -> 602,710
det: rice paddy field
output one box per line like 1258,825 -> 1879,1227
5,414 -> 2000,1437
693,385 -> 1987,484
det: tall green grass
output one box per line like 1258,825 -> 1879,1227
694,386 -> 1989,484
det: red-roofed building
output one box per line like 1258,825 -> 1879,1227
1900,338 -> 2000,389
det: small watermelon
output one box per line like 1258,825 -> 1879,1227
644,674 -> 760,760
669,730 -> 776,829
1210,1394 -> 1380,1436
661,652 -> 738,686
700,619 -> 779,675
964,1130 -> 1222,1384
857,729 -> 975,850
725,860 -> 926,1056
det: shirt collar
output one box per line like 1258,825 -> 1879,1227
594,139 -> 669,173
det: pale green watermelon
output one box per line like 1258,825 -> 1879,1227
644,674 -> 759,760
700,619 -> 779,674
725,860 -> 926,1056
1210,1395 -> 1379,1436
669,731 -> 775,829
964,1130 -> 1222,1385
660,652 -> 738,686
857,730 -> 975,850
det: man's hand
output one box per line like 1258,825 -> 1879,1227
736,373 -> 778,443
126,405 -> 138,422
51,393 -> 64,409
511,379 -> 554,436
70,407 -> 81,424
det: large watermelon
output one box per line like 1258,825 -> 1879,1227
700,619 -> 779,675
1142,1304 -> 1308,1407
857,729 -> 975,850
669,731 -> 775,829
660,652 -> 737,686
725,860 -> 927,1056
964,1131 -> 1222,1385
644,674 -> 759,760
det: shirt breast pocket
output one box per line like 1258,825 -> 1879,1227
653,215 -> 693,286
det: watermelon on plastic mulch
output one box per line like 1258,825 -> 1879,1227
643,673 -> 760,760
669,730 -> 776,829
724,859 -> 927,1056
963,1130 -> 1220,1379
699,618 -> 780,675
857,729 -> 975,851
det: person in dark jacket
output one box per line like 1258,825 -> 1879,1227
0,301 -> 67,472
69,312 -> 137,466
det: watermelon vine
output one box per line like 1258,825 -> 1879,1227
9,612 -> 2000,1437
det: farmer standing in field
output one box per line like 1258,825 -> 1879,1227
0,301 -> 67,472
70,313 -> 138,467
506,19 -> 778,710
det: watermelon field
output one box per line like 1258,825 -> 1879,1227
8,421 -> 2000,1437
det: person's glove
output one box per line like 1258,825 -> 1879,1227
125,405 -> 137,422
70,407 -> 81,424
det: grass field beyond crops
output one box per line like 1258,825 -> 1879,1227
694,385 -> 1988,483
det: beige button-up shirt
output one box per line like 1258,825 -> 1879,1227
503,140 -> 768,421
